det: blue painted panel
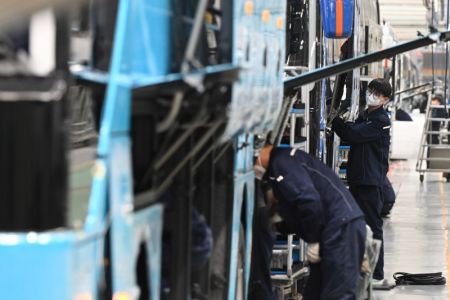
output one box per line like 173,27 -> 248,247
0,1 -> 170,299
71,67 -> 111,84
84,158 -> 108,233
268,3 -> 286,132
228,171 -> 255,300
271,270 -> 287,275
97,0 -> 133,150
0,231 -> 103,300
98,85 -> 131,154
110,203 -> 163,300
234,134 -> 254,174
132,63 -> 238,89
223,0 -> 286,139
221,0 -> 256,139
135,205 -> 164,300
109,137 -> 135,294
98,0 -> 173,141
278,144 -> 291,148
244,179 -> 255,298
109,137 -> 163,300
124,0 -> 171,77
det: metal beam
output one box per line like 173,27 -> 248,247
395,82 -> 432,95
401,88 -> 434,101
284,31 -> 450,92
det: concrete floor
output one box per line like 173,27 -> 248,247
374,113 -> 450,299
68,145 -> 96,228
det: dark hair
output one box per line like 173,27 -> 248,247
368,78 -> 392,98
432,94 -> 444,104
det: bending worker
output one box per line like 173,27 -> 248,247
332,78 -> 392,283
254,145 -> 366,300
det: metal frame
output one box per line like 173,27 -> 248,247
95,0 -> 169,298
416,93 -> 450,180
271,234 -> 308,300
0,0 -> 237,299
284,31 -> 450,91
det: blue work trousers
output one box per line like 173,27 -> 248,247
350,185 -> 384,280
304,218 -> 366,300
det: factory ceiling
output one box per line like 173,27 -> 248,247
379,0 -> 447,42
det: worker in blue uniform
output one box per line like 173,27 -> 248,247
252,145 -> 366,300
332,78 -> 392,282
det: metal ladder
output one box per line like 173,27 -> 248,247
276,92 -> 309,151
271,234 -> 309,300
416,93 -> 450,182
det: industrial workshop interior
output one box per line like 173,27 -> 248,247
3,0 -> 450,299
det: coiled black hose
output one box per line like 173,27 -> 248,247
393,272 -> 446,285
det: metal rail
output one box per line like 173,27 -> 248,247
400,88 -> 434,102
285,31 -> 450,92
395,82 -> 433,96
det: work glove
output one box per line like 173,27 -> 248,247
306,242 -> 321,264
339,108 -> 351,122
254,164 -> 266,180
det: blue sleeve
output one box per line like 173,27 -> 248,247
332,116 -> 390,144
272,163 -> 323,243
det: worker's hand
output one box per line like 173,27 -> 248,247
254,164 -> 266,180
306,242 -> 321,264
339,108 -> 351,122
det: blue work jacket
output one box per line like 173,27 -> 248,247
332,107 -> 391,186
267,148 -> 364,243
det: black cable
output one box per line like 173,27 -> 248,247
394,272 -> 446,285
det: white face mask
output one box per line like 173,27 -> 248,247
366,92 -> 382,107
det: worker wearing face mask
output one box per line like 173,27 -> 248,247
331,78 -> 392,285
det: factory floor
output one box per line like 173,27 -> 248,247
374,112 -> 450,299
68,144 -> 96,228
